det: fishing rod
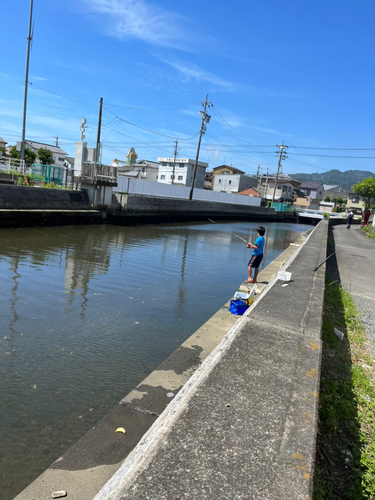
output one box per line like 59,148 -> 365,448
207,219 -> 249,244
313,252 -> 335,272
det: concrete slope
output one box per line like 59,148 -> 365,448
94,222 -> 327,500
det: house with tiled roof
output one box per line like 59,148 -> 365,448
259,173 -> 301,202
238,187 -> 260,197
16,140 -> 67,167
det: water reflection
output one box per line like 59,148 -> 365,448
0,221 -> 311,499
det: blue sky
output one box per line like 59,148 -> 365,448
1,0 -> 375,177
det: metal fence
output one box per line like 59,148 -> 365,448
31,164 -> 65,186
270,202 -> 295,212
0,158 -> 27,174
115,176 -> 261,206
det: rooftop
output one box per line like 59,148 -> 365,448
300,181 -> 323,189
213,165 -> 245,174
21,140 -> 67,156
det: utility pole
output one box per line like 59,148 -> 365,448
189,95 -> 211,201
264,168 -> 269,199
256,164 -> 261,197
96,97 -> 103,164
54,136 -> 59,147
171,139 -> 178,185
20,0 -> 34,165
272,141 -> 288,203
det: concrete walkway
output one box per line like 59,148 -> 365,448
327,224 -> 375,353
93,222 -> 327,500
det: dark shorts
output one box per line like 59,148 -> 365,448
248,254 -> 263,268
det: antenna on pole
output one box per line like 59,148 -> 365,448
20,0 -> 34,165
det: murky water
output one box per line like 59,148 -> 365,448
0,221 -> 311,499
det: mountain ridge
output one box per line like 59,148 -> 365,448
291,169 -> 375,191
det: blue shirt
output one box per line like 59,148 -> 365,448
253,236 -> 264,256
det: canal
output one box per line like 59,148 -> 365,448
0,220 -> 311,499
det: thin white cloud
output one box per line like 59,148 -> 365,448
155,56 -> 243,92
85,0 -> 198,50
30,75 -> 48,81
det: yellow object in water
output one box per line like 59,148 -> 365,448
115,427 -> 126,434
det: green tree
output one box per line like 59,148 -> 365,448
353,177 -> 375,210
37,147 -> 54,165
9,145 -> 20,159
336,196 -> 343,204
323,196 -> 331,202
9,145 -> 37,163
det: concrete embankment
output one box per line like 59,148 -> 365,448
109,193 -> 293,224
0,184 -> 296,227
15,222 -> 326,500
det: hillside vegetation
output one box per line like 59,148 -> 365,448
292,169 -> 375,191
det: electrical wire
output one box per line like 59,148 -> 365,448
103,106 -> 199,141
28,82 -> 97,108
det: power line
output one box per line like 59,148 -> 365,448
288,152 -> 375,159
103,106 -> 199,141
292,146 -> 375,151
104,102 -> 191,111
28,82 -> 98,108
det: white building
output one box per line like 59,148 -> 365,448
16,140 -> 67,167
157,158 -> 208,188
110,159 -> 159,182
213,173 -> 257,194
132,160 -> 159,182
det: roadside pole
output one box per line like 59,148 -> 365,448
189,95 -> 211,201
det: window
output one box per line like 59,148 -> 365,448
178,175 -> 183,180
170,175 -> 173,179
352,196 -> 359,203
58,157 -> 64,161
229,180 -> 231,184
161,175 -> 165,180
219,179 -> 222,184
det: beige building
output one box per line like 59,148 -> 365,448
346,191 -> 365,214
260,173 -> 301,202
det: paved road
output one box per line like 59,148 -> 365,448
328,224 -> 375,353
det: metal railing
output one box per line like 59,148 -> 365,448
0,158 -> 27,174
81,163 -> 117,183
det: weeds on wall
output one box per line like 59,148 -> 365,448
313,278 -> 375,499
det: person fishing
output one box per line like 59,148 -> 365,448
244,226 -> 266,284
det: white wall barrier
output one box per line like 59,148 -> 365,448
115,177 -> 261,207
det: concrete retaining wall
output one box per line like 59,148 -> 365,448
110,193 -> 291,224
0,185 -> 89,210
15,222 -> 327,500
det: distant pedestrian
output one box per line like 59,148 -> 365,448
244,226 -> 266,283
347,210 -> 354,229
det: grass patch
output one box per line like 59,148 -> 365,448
362,226 -> 375,238
313,278 -> 375,499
